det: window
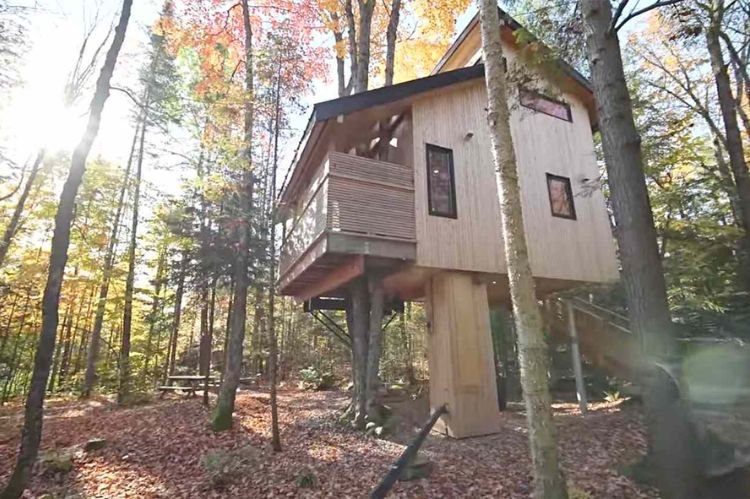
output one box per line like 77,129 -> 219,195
546,173 -> 576,220
426,144 -> 457,218
520,88 -> 572,122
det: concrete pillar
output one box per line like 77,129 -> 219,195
426,271 -> 500,438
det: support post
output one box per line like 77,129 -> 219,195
566,301 -> 588,415
426,271 -> 499,438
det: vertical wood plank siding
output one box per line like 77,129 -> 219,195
412,75 -> 618,282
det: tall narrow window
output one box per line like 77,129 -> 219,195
426,144 -> 457,218
546,173 -> 576,220
520,88 -> 572,122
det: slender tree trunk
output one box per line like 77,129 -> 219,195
365,278 -> 384,419
706,0 -> 750,290
478,3 -> 567,498
47,303 -> 72,394
0,293 -> 20,358
2,297 -> 33,404
1,3 -> 132,495
211,0 -> 254,431
580,1 -> 700,497
0,150 -> 44,269
221,279 -> 234,384
58,292 -> 86,390
167,252 -> 187,380
73,285 -> 95,376
144,244 -> 166,382
82,121 -> 140,397
119,114 -> 148,405
384,0 -> 402,87
349,278 -> 369,427
354,0 -> 375,93
344,0 -> 358,94
267,68 -> 282,450
331,13 -> 346,97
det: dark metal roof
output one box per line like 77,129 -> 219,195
312,63 -> 486,123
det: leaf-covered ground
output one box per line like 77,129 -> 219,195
0,389 -> 654,498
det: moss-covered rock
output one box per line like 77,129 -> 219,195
84,438 -> 107,452
39,449 -> 75,474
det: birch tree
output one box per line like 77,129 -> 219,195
477,2 -> 567,497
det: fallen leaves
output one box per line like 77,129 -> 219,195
0,390 -> 654,498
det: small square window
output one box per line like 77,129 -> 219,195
426,144 -> 457,218
520,88 -> 572,122
546,173 -> 576,220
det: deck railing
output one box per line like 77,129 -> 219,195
279,152 -> 415,278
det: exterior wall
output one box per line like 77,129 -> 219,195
412,83 -> 506,274
412,56 -> 618,283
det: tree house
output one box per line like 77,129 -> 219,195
277,10 -> 618,438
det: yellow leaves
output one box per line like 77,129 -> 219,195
335,39 -> 347,59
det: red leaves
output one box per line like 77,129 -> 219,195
0,392 -> 655,498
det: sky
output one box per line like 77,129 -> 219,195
0,0 -> 477,198
3,1 -> 161,162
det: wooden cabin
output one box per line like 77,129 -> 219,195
277,10 -> 618,438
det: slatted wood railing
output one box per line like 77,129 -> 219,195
279,152 -> 416,278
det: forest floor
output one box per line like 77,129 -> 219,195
0,388 -> 654,498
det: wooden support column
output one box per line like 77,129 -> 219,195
566,301 -> 588,415
426,271 -> 500,438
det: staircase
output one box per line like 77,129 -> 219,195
544,297 -> 639,381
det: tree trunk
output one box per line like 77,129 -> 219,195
477,2 -> 567,498
384,0 -> 402,87
0,149 -> 44,269
353,0 -> 375,93
349,278 -> 369,427
706,0 -> 750,290
331,12 -> 346,97
580,0 -> 701,497
344,0 -> 357,95
143,245 -> 166,383
267,67 -> 282,451
47,303 -> 71,394
166,252 -> 187,380
118,113 -> 147,405
1,2 -> 132,495
211,0 -> 254,432
82,121 -> 140,398
365,277 -> 384,420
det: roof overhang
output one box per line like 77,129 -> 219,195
432,8 -> 593,96
278,64 -> 486,206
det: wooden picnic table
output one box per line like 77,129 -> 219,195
158,374 -> 218,398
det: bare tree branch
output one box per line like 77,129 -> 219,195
615,0 -> 686,32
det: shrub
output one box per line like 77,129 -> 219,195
202,446 -> 259,489
299,367 -> 335,391
295,467 -> 317,489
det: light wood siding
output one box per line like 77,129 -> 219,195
412,76 -> 618,283
412,83 -> 506,274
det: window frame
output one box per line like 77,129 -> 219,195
546,173 -> 577,220
425,143 -> 458,219
520,88 -> 573,122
